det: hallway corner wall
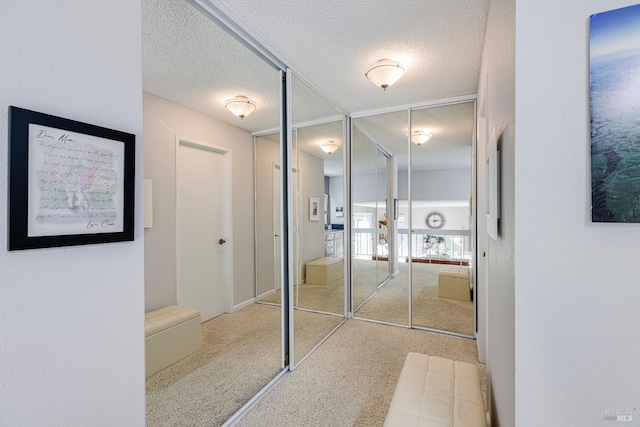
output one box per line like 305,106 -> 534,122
515,0 -> 640,425
0,1 -> 145,424
477,0 -> 516,425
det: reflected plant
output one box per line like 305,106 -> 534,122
423,234 -> 449,256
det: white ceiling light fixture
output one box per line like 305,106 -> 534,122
365,59 -> 406,91
320,140 -> 341,155
411,130 -> 432,146
224,95 -> 256,120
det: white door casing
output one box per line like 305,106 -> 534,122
477,74 -> 489,365
273,164 -> 300,293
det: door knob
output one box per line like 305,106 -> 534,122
219,239 -> 226,245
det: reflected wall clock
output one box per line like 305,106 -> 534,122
426,211 -> 445,229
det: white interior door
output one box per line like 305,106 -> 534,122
177,140 -> 228,323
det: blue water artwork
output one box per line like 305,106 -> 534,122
590,3 -> 640,223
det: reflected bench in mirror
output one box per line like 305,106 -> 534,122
306,257 -> 344,286
437,267 -> 471,301
145,305 -> 201,378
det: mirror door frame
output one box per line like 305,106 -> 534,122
349,96 -> 478,339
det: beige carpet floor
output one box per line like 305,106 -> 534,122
261,259 -> 473,336
237,319 -> 485,427
259,259 -> 378,315
356,262 -> 474,336
293,309 -> 344,365
147,262 -> 474,426
146,304 -> 342,427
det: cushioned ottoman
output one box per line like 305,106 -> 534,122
145,305 -> 201,378
306,257 -> 344,285
438,266 -> 471,301
384,353 -> 487,427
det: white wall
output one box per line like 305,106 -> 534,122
515,0 -> 640,425
0,2 -> 145,425
143,93 -> 255,309
255,142 -> 325,284
477,0 -> 515,425
295,150 -> 326,280
399,168 -> 471,201
352,171 -> 387,204
329,175 -> 345,225
354,168 -> 470,204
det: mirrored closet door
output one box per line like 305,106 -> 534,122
288,73 -> 347,367
409,102 -> 475,337
143,0 -> 287,425
351,111 -> 408,326
350,101 -> 476,337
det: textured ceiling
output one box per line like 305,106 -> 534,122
143,0 -> 281,132
212,0 -> 489,113
142,0 -> 486,172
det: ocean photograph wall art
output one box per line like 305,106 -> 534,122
590,3 -> 640,222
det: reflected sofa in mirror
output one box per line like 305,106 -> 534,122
142,0 -> 286,425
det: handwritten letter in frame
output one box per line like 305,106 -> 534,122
8,107 -> 135,250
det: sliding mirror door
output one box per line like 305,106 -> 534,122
351,111 -> 408,325
290,73 -> 346,366
375,148 -> 390,289
409,102 -> 475,336
351,103 -> 476,335
351,125 -> 383,311
143,0 -> 286,425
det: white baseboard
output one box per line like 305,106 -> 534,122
232,297 -> 256,313
257,289 -> 277,300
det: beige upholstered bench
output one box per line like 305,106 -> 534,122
438,266 -> 471,301
305,257 -> 343,285
384,353 -> 487,427
145,305 -> 201,378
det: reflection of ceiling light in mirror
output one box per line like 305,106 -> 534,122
320,140 -> 340,155
224,95 -> 256,120
411,130 -> 432,146
365,59 -> 405,91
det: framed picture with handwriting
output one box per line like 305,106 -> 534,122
8,106 -> 135,250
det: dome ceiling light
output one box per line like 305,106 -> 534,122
320,140 -> 340,155
365,59 -> 405,91
224,95 -> 256,120
411,130 -> 432,146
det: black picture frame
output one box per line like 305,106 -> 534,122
8,106 -> 135,250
